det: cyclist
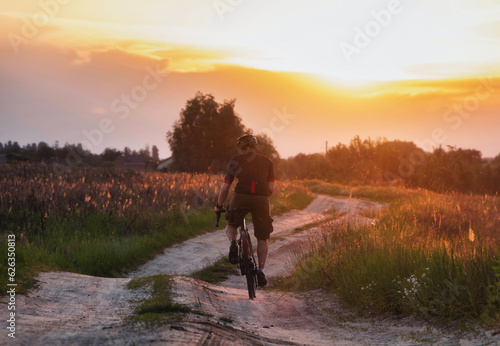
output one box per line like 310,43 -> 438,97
214,134 -> 274,287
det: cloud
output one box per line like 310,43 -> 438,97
79,40 -> 237,73
473,19 -> 500,41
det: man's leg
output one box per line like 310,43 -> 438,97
256,238 -> 268,270
226,225 -> 238,264
225,225 -> 237,242
256,238 -> 268,287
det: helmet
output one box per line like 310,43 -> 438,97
236,134 -> 258,151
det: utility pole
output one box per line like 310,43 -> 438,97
325,141 -> 328,154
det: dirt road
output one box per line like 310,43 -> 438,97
1,195 -> 497,345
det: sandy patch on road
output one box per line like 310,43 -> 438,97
1,272 -> 140,345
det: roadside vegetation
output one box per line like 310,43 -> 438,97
127,275 -> 192,326
0,162 -> 311,292
278,185 -> 500,326
190,258 -> 239,284
299,179 -> 407,203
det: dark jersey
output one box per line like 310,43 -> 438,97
224,151 -> 274,196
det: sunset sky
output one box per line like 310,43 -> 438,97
1,0 -> 499,158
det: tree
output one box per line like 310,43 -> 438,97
255,133 -> 280,162
123,147 -> 132,157
152,145 -> 160,161
102,148 -> 123,161
139,144 -> 151,159
36,141 -> 54,161
167,92 -> 246,172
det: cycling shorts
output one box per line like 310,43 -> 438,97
225,193 -> 274,240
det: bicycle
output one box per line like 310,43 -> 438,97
216,207 -> 258,300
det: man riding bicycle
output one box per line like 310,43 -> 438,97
214,134 -> 274,287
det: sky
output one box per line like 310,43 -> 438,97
1,0 -> 499,158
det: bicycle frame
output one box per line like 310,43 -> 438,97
238,216 -> 255,269
216,207 -> 258,299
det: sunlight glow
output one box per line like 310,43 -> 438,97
3,0 -> 500,85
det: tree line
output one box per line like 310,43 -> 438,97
0,141 -> 160,169
278,136 -> 500,195
3,92 -> 498,195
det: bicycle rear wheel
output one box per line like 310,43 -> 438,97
241,232 -> 257,299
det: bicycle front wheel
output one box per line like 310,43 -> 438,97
246,271 -> 256,299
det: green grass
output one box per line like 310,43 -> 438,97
271,181 -> 315,214
127,275 -> 192,326
0,209 -> 217,292
190,257 -> 239,284
278,187 -> 500,325
299,179 -> 408,202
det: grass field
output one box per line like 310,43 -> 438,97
0,162 -> 311,292
277,181 -> 500,325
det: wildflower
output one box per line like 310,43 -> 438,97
468,227 -> 475,242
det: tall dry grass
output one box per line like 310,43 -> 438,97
283,186 -> 500,323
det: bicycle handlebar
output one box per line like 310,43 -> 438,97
215,207 -> 226,227
216,206 -> 249,227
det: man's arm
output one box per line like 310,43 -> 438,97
214,182 -> 231,213
268,160 -> 274,197
268,182 -> 274,197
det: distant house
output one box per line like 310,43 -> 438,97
158,157 -> 174,170
114,156 -> 146,170
0,154 -> 7,164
